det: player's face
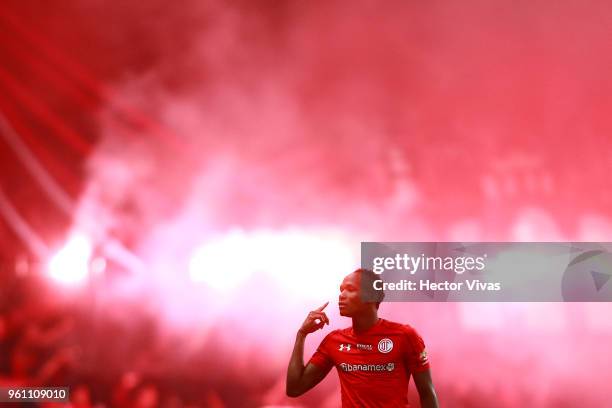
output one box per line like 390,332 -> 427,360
338,272 -> 368,317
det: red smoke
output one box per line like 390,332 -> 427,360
1,1 -> 612,407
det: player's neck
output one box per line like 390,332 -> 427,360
351,311 -> 379,334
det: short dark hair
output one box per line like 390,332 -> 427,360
353,268 -> 385,309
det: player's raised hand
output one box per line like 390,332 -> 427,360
298,302 -> 330,335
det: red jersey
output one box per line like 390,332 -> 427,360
308,318 -> 430,408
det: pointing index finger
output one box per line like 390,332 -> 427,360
315,301 -> 329,312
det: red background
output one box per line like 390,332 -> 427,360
1,1 -> 611,407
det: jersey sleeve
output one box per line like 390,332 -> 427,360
307,331 -> 335,371
403,326 -> 430,373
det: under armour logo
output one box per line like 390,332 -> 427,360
339,344 -> 352,352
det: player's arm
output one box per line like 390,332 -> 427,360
413,369 -> 439,408
286,302 -> 332,397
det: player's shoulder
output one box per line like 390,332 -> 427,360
336,326 -> 353,337
329,328 -> 345,336
322,326 -> 355,343
379,319 -> 422,338
321,328 -> 344,342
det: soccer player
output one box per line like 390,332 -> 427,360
286,268 -> 439,407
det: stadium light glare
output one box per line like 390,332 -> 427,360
189,230 -> 253,292
189,229 -> 356,298
47,234 -> 93,285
